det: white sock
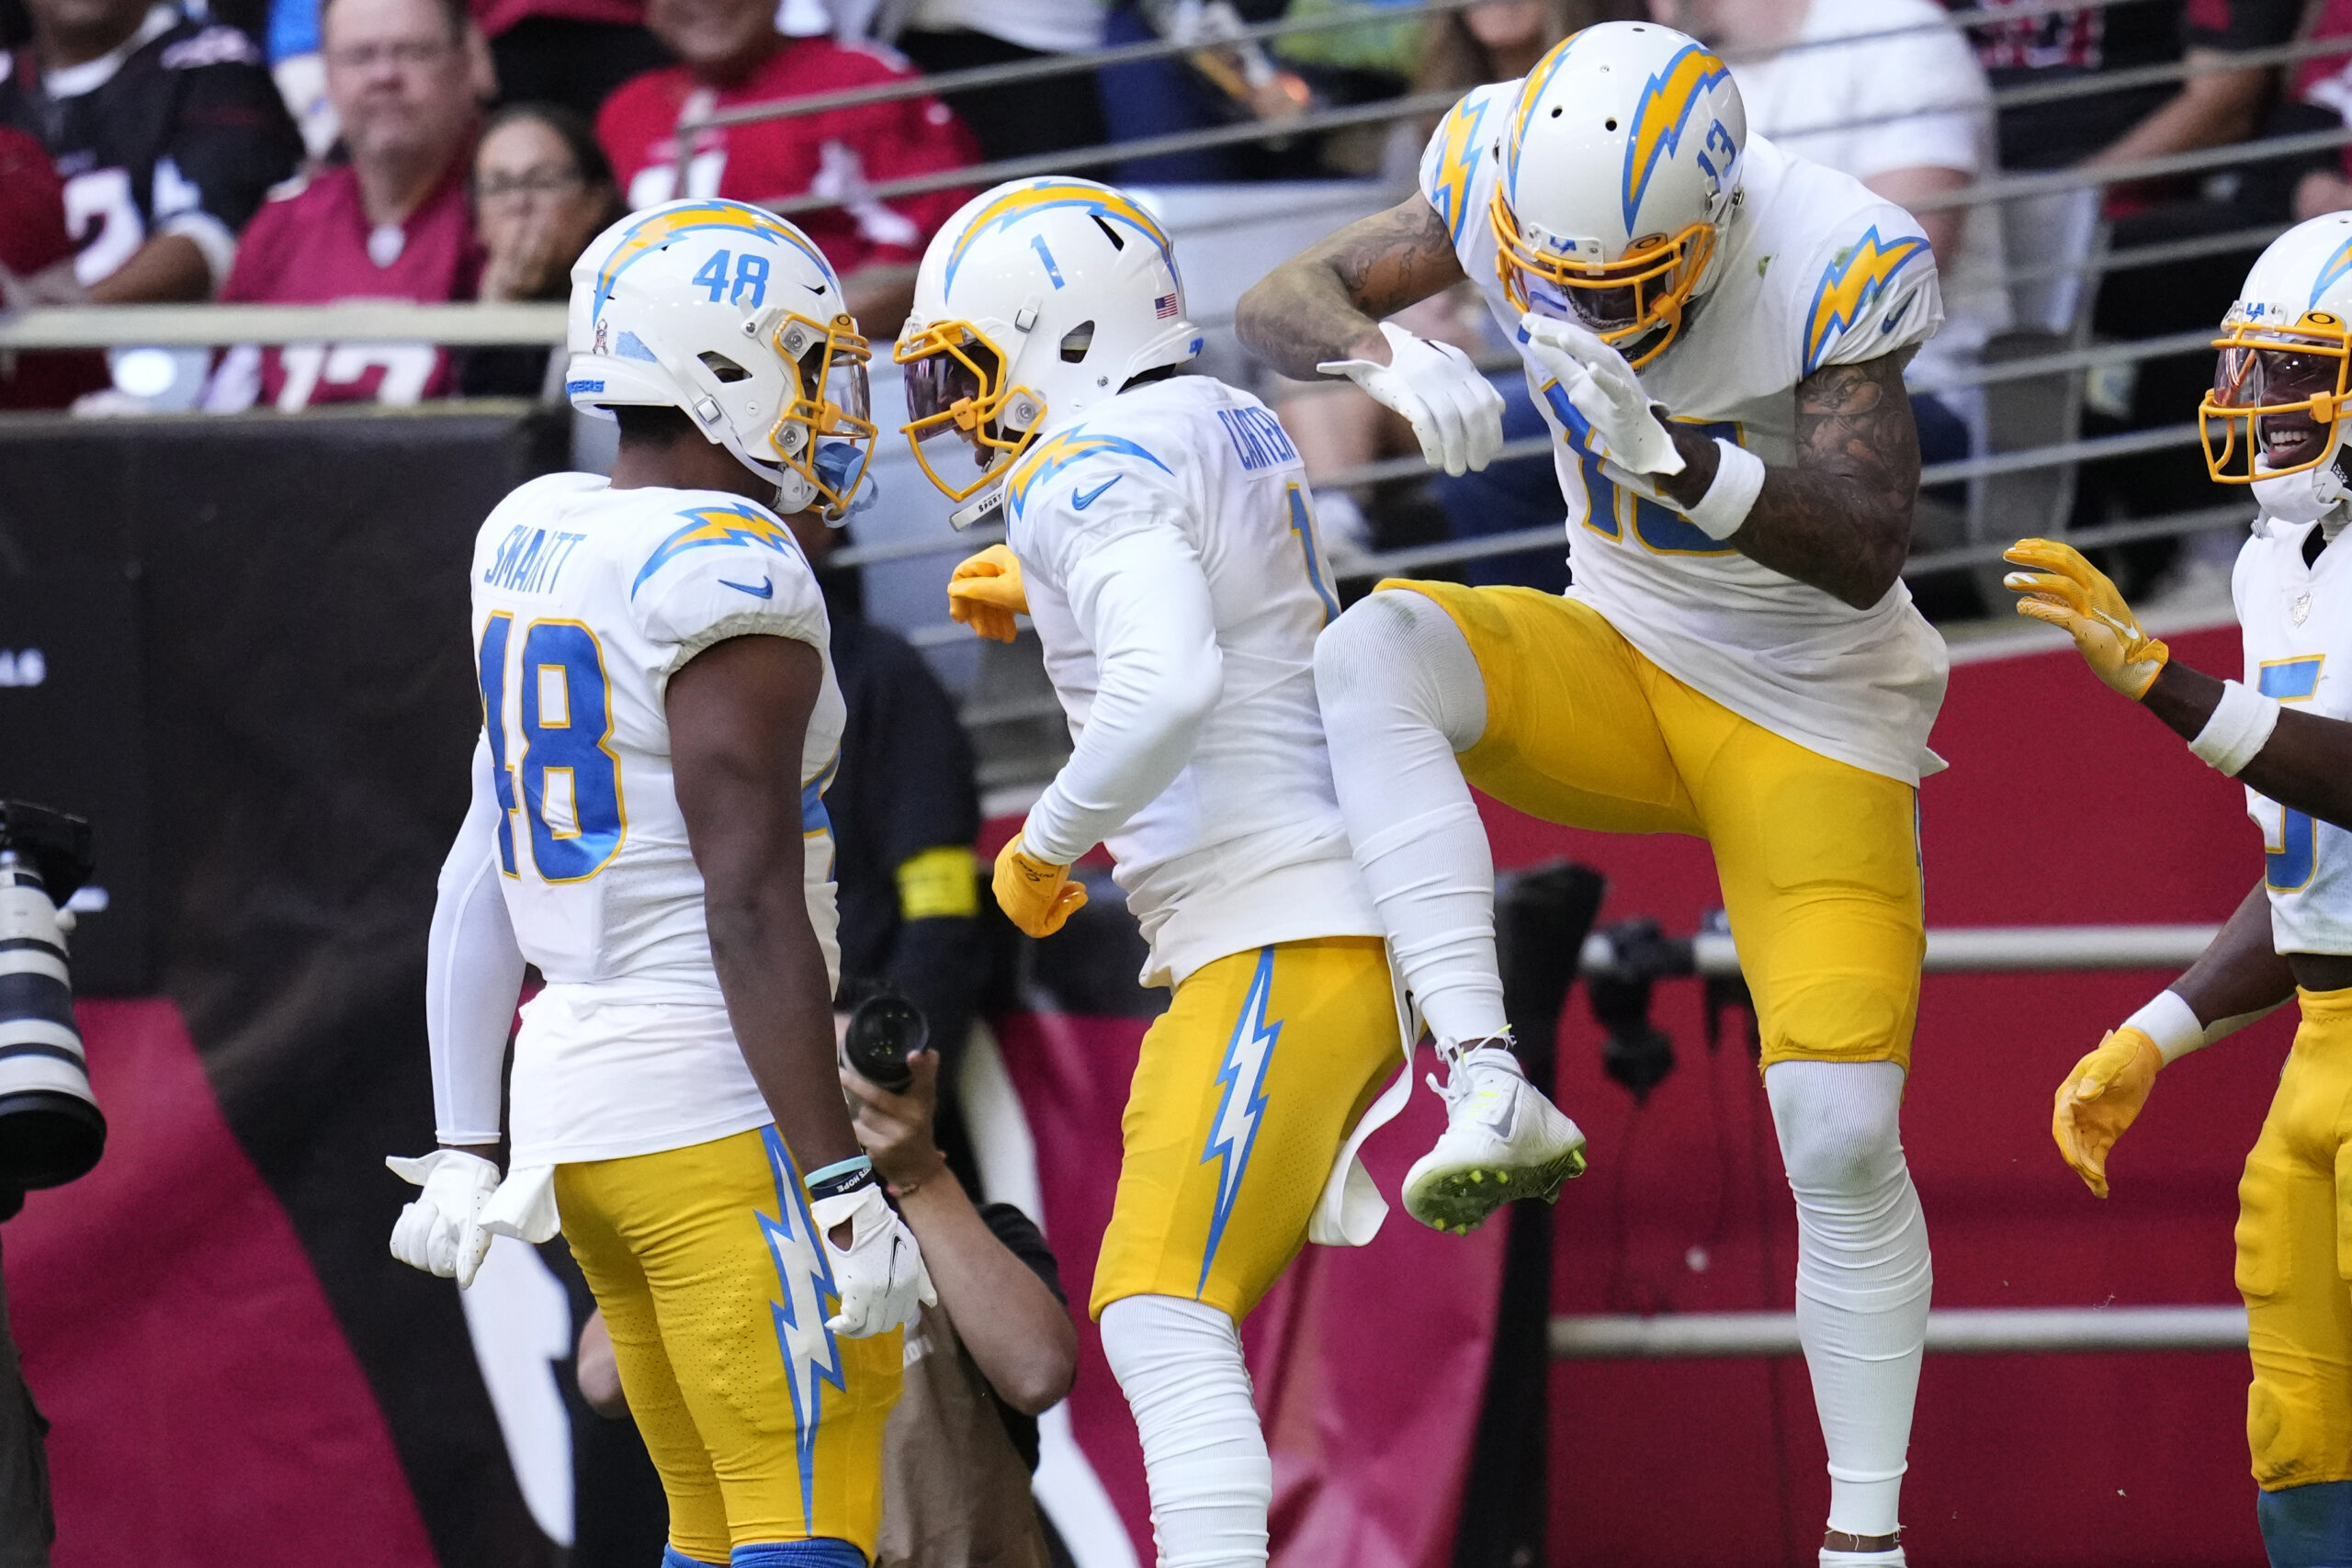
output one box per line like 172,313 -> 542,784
1099,1294 -> 1271,1568
1766,1060 -> 1931,1542
1312,589 -> 1507,1044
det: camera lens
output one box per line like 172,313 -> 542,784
0,852 -> 107,1190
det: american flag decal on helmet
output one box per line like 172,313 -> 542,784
1155,293 -> 1180,319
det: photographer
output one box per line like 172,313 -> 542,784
578,1045 -> 1075,1567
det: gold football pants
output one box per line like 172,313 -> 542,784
556,1126 -> 902,1562
1388,581 -> 1925,1071
2240,987 -> 2352,1491
1090,936 -> 1401,1323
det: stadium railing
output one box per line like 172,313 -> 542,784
1555,919 -> 2247,1361
0,0 -> 2315,771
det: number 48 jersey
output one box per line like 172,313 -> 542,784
469,472 -> 845,1165
2234,521 -> 2352,956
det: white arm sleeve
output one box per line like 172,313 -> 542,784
426,734 -> 526,1145
1023,522 -> 1224,865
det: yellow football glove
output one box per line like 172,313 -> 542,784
948,545 -> 1027,644
2002,537 -> 2171,700
991,831 -> 1087,937
2052,1026 -> 2164,1200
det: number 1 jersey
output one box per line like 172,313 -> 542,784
470,472 -> 845,1165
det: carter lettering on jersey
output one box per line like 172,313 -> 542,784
1216,406 -> 1299,472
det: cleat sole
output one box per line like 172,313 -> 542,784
1404,1145 -> 1588,1233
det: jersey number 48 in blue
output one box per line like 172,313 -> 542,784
478,613 -> 628,883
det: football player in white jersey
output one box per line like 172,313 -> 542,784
2015,211 -> 2352,1567
896,176 -> 1425,1568
1239,20 -> 1944,1562
384,197 -> 933,1568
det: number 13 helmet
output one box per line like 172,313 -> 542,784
896,178 -> 1201,502
1489,20 -> 1746,368
566,198 -> 876,521
2204,211 -> 2352,523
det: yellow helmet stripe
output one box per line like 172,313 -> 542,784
943,180 -> 1178,299
592,201 -> 837,320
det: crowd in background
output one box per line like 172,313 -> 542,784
6,0 -> 2352,604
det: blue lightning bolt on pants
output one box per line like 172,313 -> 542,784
1090,935 -> 1403,1324
557,1126 -> 903,1563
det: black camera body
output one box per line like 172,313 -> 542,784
0,801 -> 107,1190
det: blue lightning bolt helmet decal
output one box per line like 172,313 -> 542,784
590,200 -> 839,322
1002,426 -> 1171,521
631,502 -> 808,598
757,1129 -> 849,1534
1197,947 -> 1283,1297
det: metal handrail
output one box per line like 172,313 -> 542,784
1551,1305 -> 2246,1359
679,0 -> 2161,133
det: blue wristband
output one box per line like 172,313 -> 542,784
803,1155 -> 874,1200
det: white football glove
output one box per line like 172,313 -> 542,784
1517,312 -> 1685,479
1317,321 -> 1506,478
811,1182 -> 935,1337
386,1149 -> 501,1289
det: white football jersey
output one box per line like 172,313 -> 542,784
2233,520 -> 2352,957
1423,93 -> 1951,784
1006,376 -> 1382,987
469,472 -> 846,1165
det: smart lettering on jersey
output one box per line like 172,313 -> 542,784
1217,407 -> 1298,472
482,527 -> 591,594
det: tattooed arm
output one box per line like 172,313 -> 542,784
1652,350 -> 1919,610
1235,196 -> 1469,378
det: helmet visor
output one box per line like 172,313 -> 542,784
2200,315 -> 2352,483
769,312 -> 876,520
893,321 -> 1039,502
1492,197 -> 1713,369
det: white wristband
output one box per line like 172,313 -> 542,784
2186,679 -> 2280,776
2122,988 -> 2282,1065
1680,438 -> 1765,540
2121,989 -> 2204,1065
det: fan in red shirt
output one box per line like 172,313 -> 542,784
205,0 -> 486,412
597,0 -> 978,334
0,124 -> 109,409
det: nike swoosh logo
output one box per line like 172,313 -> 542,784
1478,1093 -> 1516,1139
803,282 -> 829,295
719,576 -> 775,599
1072,476 -> 1122,510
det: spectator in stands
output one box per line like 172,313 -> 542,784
576,1044 -> 1073,1568
2274,3 -> 2352,220
1965,1 -> 2309,593
889,0 -> 1106,164
0,123 -> 108,409
0,0 -> 301,302
596,0 -> 978,335
1656,0 -> 1996,468
457,100 -> 621,396
469,0 -> 668,120
204,0 -> 487,412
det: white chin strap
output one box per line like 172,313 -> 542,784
2252,424 -> 2352,529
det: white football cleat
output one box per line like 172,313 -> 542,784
1403,1040 -> 1587,1234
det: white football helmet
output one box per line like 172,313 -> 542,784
896,177 -> 1202,503
1489,20 -> 1745,368
566,198 -> 875,520
2204,211 -> 2352,519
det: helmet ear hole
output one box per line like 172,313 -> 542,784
698,352 -> 752,384
1059,321 -> 1096,363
